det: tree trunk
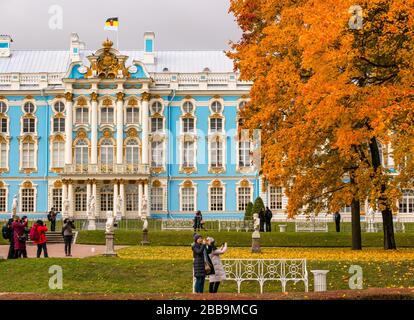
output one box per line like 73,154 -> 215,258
351,197 -> 362,250
369,137 -> 397,250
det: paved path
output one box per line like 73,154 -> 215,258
0,244 -> 126,259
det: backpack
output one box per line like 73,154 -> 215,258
2,224 -> 10,240
29,225 -> 40,242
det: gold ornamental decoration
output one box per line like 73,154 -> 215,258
240,179 -> 250,187
142,92 -> 151,102
88,39 -> 130,79
183,180 -> 193,188
90,92 -> 98,102
116,92 -> 125,101
64,92 -> 73,102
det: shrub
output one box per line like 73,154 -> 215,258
252,197 -> 265,215
244,202 -> 253,221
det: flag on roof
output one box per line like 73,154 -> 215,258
104,17 -> 119,31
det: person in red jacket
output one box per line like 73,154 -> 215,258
32,220 -> 49,258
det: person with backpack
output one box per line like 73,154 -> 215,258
31,220 -> 49,258
62,218 -> 75,257
47,208 -> 57,232
265,207 -> 273,232
2,218 -> 15,259
12,216 -> 28,258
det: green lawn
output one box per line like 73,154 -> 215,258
0,257 -> 413,293
75,229 -> 414,247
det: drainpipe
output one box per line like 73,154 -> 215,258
166,89 -> 176,218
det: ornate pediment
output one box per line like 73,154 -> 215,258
86,39 -> 130,79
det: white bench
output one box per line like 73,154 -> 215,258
295,220 -> 328,232
218,220 -> 254,232
161,219 -> 194,231
193,258 -> 308,293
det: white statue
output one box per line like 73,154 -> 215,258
12,195 -> 18,217
253,213 -> 260,233
88,195 -> 96,217
105,211 -> 114,234
63,199 -> 70,217
142,195 -> 148,212
116,194 -> 123,214
142,216 -> 148,232
368,207 -> 375,223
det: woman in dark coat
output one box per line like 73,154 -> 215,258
12,216 -> 28,258
192,234 -> 206,293
193,211 -> 204,232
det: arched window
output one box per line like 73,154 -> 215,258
151,117 -> 164,133
182,101 -> 194,114
210,117 -> 223,133
151,101 -> 163,114
126,185 -> 139,212
52,141 -> 65,168
210,186 -> 224,211
0,138 -> 7,169
74,186 -> 87,212
210,140 -> 223,168
125,139 -> 140,165
181,187 -> 195,212
21,187 -> 35,212
0,101 -> 7,113
22,140 -> 35,169
182,118 -> 195,133
183,141 -> 195,167
53,101 -> 65,113
100,139 -> 114,165
0,185 -> 6,212
101,105 -> 114,124
53,116 -> 65,133
100,185 -> 113,212
75,105 -> 89,124
126,104 -> 139,124
211,101 -> 223,113
23,102 -> 35,114
75,139 -> 88,165
151,141 -> 163,167
399,190 -> 414,214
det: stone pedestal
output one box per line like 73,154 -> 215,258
251,231 -> 261,253
87,218 -> 96,231
311,270 -> 329,292
279,224 -> 287,232
103,232 -> 117,257
141,229 -> 150,245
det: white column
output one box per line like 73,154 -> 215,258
91,93 -> 98,164
64,93 -> 73,165
141,93 -> 150,164
116,93 -> 124,164
62,183 -> 68,203
113,181 -> 118,215
138,182 -> 143,217
92,181 -> 97,214
119,181 -> 125,217
68,182 -> 74,217
144,182 -> 149,216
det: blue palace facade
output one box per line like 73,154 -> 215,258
0,32 -> 290,220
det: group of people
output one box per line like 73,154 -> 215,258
192,233 -> 228,293
1,210 -> 76,259
259,207 -> 273,232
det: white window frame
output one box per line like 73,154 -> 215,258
151,140 -> 164,167
179,181 -> 197,212
208,181 -> 226,212
150,187 -> 164,211
19,182 -> 37,213
52,140 -> 65,168
236,180 -> 253,212
74,186 -> 87,212
0,138 -> 9,170
0,184 -> 8,213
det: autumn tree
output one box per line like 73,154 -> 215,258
229,0 -> 414,250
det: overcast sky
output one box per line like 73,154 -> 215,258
0,0 -> 242,51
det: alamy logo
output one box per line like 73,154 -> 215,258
48,5 -> 63,30
48,265 -> 63,289
348,265 -> 363,289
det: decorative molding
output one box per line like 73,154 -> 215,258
90,92 -> 98,102
64,92 -> 73,102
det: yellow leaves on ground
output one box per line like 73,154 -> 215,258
118,246 -> 414,262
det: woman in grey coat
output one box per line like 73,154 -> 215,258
206,237 -> 227,293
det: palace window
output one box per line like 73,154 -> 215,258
269,186 -> 283,210
210,118 -> 223,133
182,101 -> 194,114
238,187 -> 251,211
151,141 -> 163,167
74,186 -> 87,212
0,141 -> 7,168
101,105 -> 114,124
211,101 -> 223,113
53,118 -> 65,133
183,141 -> 195,167
126,105 -> 139,124
0,101 -> 7,113
181,187 -> 195,212
22,141 -> 35,168
75,139 -> 89,165
239,141 -> 250,167
183,118 -> 195,133
125,139 -> 140,165
22,118 -> 35,133
100,139 -> 114,165
100,185 -> 114,212
75,106 -> 89,124
151,118 -> 163,133
126,185 -> 139,212
52,188 -> 62,212
238,101 -> 247,110
210,187 -> 224,211
210,140 -> 223,168
399,190 -> 414,214
23,102 -> 35,114
52,141 -> 65,168
0,118 -> 8,133
151,187 -> 164,211
21,188 -> 34,212
0,188 -> 6,212
151,101 -> 163,114
53,101 -> 65,113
